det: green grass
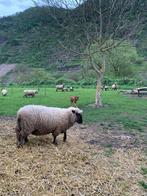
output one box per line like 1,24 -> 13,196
84,90 -> 147,131
104,148 -> 115,157
139,181 -> 147,190
141,167 -> 147,175
0,87 -> 95,116
0,87 -> 147,131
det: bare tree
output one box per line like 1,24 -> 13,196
33,0 -> 144,107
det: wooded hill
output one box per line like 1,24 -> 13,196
0,0 -> 146,85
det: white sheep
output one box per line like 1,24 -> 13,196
15,105 -> 83,147
23,89 -> 38,97
111,83 -> 118,90
1,88 -> 8,96
56,84 -> 64,91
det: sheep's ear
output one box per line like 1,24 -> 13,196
79,110 -> 83,113
72,110 -> 76,114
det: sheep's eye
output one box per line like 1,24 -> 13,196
72,110 -> 76,114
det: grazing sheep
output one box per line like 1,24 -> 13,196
102,85 -> 109,91
23,90 -> 38,98
1,88 -> 8,96
56,84 -> 64,92
62,87 -> 69,92
69,86 -> 74,91
70,96 -> 79,107
15,105 -> 83,147
111,83 -> 118,90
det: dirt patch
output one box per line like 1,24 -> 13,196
0,64 -> 16,78
80,123 -> 146,150
0,118 -> 146,195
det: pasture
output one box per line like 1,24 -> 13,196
0,87 -> 147,130
0,87 -> 147,195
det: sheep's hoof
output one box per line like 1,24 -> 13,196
25,138 -> 29,143
17,143 -> 23,148
53,141 -> 58,146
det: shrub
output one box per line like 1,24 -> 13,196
55,78 -> 76,85
103,77 -> 138,86
77,78 -> 97,87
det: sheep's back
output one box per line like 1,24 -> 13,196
17,105 -> 74,132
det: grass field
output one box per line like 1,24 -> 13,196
0,87 -> 147,131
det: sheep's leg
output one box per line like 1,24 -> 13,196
52,131 -> 59,145
20,133 -> 29,146
63,132 -> 67,142
16,130 -> 28,147
15,127 -> 23,148
16,135 -> 25,148
24,136 -> 28,143
53,136 -> 58,145
74,102 -> 77,107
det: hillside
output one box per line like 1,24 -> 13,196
0,7 -> 63,68
0,1 -> 146,85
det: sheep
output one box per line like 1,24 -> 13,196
23,89 -> 38,98
1,88 -> 8,96
15,105 -> 83,147
111,83 -> 118,90
69,86 -> 74,91
63,86 -> 74,92
63,87 -> 69,92
70,96 -> 79,107
102,85 -> 109,91
56,84 -> 64,92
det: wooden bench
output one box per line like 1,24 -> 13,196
137,87 -> 147,97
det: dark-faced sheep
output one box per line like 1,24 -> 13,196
111,83 -> 118,90
15,105 -> 83,147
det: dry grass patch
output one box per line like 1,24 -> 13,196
0,118 -> 146,196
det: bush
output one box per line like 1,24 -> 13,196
103,77 -> 138,86
103,77 -> 114,85
38,80 -> 55,85
55,78 -> 76,85
119,78 -> 136,85
77,78 -> 97,87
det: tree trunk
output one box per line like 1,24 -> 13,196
89,54 -> 105,108
95,77 -> 103,108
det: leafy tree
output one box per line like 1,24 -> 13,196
107,41 -> 139,77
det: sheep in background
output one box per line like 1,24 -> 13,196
102,85 -> 109,91
15,105 -> 83,147
63,87 -> 69,92
62,86 -> 74,92
1,88 -> 8,96
69,86 -> 74,91
70,96 -> 79,107
111,83 -> 118,90
23,89 -> 38,98
56,84 -> 64,92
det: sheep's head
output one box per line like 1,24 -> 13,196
74,112 -> 83,124
69,107 -> 83,124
